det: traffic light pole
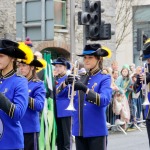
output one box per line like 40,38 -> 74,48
83,0 -> 88,47
70,0 -> 75,63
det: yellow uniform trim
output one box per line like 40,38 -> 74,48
32,98 -> 34,110
11,104 -> 15,118
9,104 -> 13,117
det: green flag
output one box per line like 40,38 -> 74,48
39,52 -> 57,150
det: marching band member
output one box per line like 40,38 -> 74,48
65,44 -> 112,150
18,55 -> 46,150
0,39 -> 33,149
133,38 -> 150,147
51,57 -> 72,150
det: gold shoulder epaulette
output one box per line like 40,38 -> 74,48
32,78 -> 41,82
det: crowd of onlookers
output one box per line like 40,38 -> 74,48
102,61 -> 146,131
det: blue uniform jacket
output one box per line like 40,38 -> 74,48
72,71 -> 112,137
0,73 -> 28,149
21,79 -> 46,133
56,75 -> 72,117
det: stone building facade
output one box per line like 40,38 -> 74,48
0,0 -> 115,67
116,0 -> 150,69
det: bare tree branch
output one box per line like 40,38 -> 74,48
116,0 -> 141,50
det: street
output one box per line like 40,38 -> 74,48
70,128 -> 149,150
108,128 -> 149,150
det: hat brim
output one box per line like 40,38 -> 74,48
0,47 -> 25,59
0,40 -> 33,64
51,62 -> 65,66
142,55 -> 150,61
77,49 -> 108,57
30,59 -> 47,68
51,61 -> 71,70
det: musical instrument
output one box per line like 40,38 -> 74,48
142,63 -> 150,105
66,60 -> 79,111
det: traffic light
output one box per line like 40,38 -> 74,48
78,1 -> 90,25
78,0 -> 112,41
99,23 -> 111,40
88,1 -> 101,40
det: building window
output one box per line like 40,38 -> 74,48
133,5 -> 150,66
54,0 -> 66,28
16,0 -> 54,41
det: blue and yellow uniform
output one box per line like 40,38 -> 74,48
18,54 -> 46,150
66,44 -> 112,150
0,39 -> 33,149
52,57 -> 72,150
73,70 -> 112,137
56,74 -> 72,117
0,71 -> 28,149
20,77 -> 46,133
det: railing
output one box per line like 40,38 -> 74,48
106,95 -> 146,135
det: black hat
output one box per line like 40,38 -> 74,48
30,55 -> 47,69
0,39 -> 33,64
18,55 -> 47,70
141,38 -> 150,61
77,44 -> 111,57
51,57 -> 71,70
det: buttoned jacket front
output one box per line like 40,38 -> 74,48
72,71 -> 112,137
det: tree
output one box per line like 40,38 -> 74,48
115,0 -> 142,50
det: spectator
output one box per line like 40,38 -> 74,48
129,63 -> 136,75
115,66 -> 131,126
129,74 -> 139,125
112,70 -> 119,81
111,60 -> 119,71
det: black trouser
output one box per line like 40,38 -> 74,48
56,116 -> 71,150
146,120 -> 150,147
24,133 -> 39,150
75,136 -> 107,150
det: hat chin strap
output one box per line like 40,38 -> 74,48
89,60 -> 100,72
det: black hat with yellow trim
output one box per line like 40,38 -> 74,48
18,55 -> 47,70
30,55 -> 47,69
0,39 -> 33,64
77,44 -> 111,57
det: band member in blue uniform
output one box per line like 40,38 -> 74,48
18,55 -> 46,150
133,38 -> 150,147
0,39 -> 33,149
52,57 -> 72,150
65,44 -> 112,150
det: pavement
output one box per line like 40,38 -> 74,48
108,127 -> 149,150
69,127 -> 149,150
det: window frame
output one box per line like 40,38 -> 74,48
54,0 -> 67,27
